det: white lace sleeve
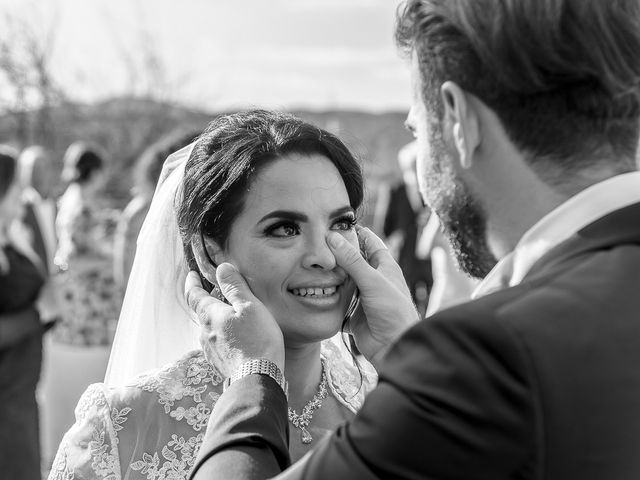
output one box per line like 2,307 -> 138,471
48,383 -> 128,480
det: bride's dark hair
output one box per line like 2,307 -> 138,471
177,109 -> 364,273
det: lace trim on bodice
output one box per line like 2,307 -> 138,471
132,351 -> 223,430
124,351 -> 222,478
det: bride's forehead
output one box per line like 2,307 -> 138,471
251,155 -> 346,195
242,155 -> 349,211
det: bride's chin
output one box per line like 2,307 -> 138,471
280,316 -> 344,345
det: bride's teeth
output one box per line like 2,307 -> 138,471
291,286 -> 338,297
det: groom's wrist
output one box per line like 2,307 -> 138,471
223,358 -> 288,399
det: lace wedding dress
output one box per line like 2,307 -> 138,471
48,338 -> 376,480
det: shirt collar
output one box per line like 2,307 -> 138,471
473,171 -> 640,298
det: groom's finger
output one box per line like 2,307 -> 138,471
356,227 -> 393,268
185,270 -> 203,289
185,270 -> 205,310
357,226 -> 405,278
327,232 -> 377,289
216,263 -> 257,307
185,271 -> 224,326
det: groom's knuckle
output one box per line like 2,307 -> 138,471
195,299 -> 220,326
238,300 -> 253,314
196,309 -> 211,327
185,287 -> 203,311
206,330 -> 218,344
230,282 -> 246,297
344,249 -> 363,268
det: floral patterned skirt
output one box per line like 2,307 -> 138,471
52,256 -> 121,346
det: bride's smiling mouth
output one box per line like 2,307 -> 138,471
287,281 -> 346,309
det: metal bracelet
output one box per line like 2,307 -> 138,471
223,358 -> 288,399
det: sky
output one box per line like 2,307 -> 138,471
0,0 -> 411,112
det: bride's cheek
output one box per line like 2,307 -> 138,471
243,257 -> 286,294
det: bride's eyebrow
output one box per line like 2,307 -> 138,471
258,210 -> 307,224
258,206 -> 354,224
329,206 -> 356,219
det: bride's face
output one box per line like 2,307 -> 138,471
218,152 -> 358,345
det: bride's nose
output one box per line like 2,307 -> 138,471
302,233 -> 337,270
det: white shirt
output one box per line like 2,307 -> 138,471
473,171 -> 640,298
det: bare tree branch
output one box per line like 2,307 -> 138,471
0,6 -> 64,143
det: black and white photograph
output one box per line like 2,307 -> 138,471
1,0 -> 639,479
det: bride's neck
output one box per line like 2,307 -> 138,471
284,341 -> 323,412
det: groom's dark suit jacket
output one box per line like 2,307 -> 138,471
22,189 -> 57,272
190,202 -> 640,479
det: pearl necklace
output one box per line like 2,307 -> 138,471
287,361 -> 328,444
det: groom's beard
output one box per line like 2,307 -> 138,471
422,122 -> 498,279
439,183 -> 497,279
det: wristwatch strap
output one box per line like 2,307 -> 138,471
223,358 -> 288,399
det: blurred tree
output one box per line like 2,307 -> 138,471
0,10 -> 65,146
0,6 -> 412,213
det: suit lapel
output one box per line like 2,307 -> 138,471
526,202 -> 640,279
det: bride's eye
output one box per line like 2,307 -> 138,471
332,215 -> 357,231
265,221 -> 300,238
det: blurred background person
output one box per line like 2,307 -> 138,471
0,145 -> 59,480
374,141 -> 432,317
18,145 -> 59,277
18,145 -> 65,471
54,141 -> 117,344
41,142 -> 119,468
113,129 -> 198,293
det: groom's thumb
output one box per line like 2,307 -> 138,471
216,262 -> 254,307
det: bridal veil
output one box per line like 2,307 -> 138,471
105,143 -> 199,386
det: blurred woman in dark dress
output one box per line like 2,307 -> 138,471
0,145 -> 58,479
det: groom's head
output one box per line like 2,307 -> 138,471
396,0 -> 640,277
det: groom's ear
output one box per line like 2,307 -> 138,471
191,234 -> 223,287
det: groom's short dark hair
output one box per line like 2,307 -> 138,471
396,0 -> 640,173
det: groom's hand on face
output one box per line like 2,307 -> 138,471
185,264 -> 285,377
327,227 -> 420,370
